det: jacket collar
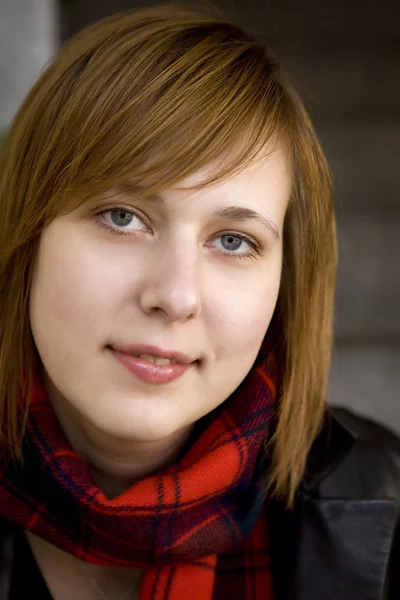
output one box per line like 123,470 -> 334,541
301,411 -> 357,492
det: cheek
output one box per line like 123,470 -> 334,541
207,260 -> 282,359
29,231 -> 123,349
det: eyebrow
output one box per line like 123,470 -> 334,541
212,206 -> 280,241
115,184 -> 280,241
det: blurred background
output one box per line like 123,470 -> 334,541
1,0 -> 399,433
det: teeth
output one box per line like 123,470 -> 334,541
137,353 -> 176,365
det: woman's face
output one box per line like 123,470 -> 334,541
30,150 -> 291,444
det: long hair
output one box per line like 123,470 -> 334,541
0,4 -> 336,506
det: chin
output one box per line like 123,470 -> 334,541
90,406 -> 189,444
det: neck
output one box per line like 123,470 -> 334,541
78,426 -> 193,497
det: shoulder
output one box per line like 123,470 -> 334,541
269,410 -> 400,600
331,407 -> 400,457
307,407 -> 400,500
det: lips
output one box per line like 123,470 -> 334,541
108,344 -> 196,384
111,344 -> 194,364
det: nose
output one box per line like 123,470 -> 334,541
139,242 -> 202,323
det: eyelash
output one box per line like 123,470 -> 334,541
93,207 -> 264,261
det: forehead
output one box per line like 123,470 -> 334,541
110,145 -> 291,207
176,144 -> 291,191
156,146 -> 291,229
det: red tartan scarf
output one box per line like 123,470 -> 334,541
0,350 -> 277,600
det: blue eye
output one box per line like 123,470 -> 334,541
206,230 -> 263,260
109,209 -> 135,228
220,234 -> 243,251
96,208 -> 149,234
106,208 -> 147,230
210,233 -> 255,257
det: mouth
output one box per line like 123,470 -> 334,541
107,344 -> 198,385
108,344 -> 195,364
126,353 -> 178,365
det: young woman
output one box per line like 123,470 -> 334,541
0,5 -> 398,600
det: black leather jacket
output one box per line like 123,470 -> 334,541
269,408 -> 400,600
0,408 -> 398,599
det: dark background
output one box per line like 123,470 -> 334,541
1,0 -> 399,432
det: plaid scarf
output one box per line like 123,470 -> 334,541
0,351 -> 277,600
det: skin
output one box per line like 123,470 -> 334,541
29,148 -> 291,493
28,148 -> 291,597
